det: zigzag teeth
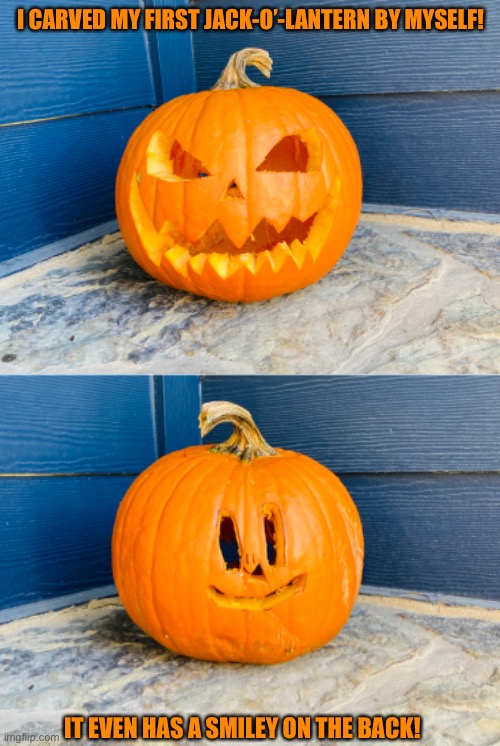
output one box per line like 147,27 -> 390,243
189,252 -> 208,275
255,250 -> 273,273
238,252 -> 257,275
207,252 -> 230,279
227,254 -> 243,277
303,199 -> 338,261
162,200 -> 336,282
162,246 -> 190,277
305,230 -> 325,262
290,239 -> 308,269
270,242 -> 293,272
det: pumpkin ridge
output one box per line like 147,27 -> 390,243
294,456 -> 363,610
299,455 -> 364,583
235,86 -> 254,266
268,456 -> 340,644
175,91 -> 213,241
148,455 -> 225,652
115,457 -> 184,635
147,99 -> 190,231
307,93 -> 362,213
112,466 -> 155,601
207,455 -> 257,661
194,455 -> 243,661
132,454 -> 207,640
114,456 -> 181,569
120,450 -> 207,639
266,87 -> 304,229
140,94 -> 196,236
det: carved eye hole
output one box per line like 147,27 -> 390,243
170,140 -> 210,179
264,505 -> 285,566
257,130 -> 322,173
219,513 -> 240,570
146,132 -> 211,182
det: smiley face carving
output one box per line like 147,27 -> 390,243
208,506 -> 307,611
116,49 -> 362,301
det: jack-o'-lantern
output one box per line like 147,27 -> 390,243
115,49 -> 362,302
112,401 -> 364,664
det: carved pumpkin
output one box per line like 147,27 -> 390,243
115,48 -> 362,302
112,401 -> 364,664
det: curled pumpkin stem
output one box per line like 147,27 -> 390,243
212,48 -> 273,91
199,401 -> 278,462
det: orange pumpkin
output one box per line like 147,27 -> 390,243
115,48 -> 362,302
112,401 -> 364,664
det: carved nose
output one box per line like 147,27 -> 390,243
222,179 -> 244,200
242,554 -> 264,576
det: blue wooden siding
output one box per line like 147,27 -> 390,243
342,474 -> 500,600
0,377 -> 158,473
193,0 -> 500,214
1,476 -> 136,609
331,92 -> 500,214
202,376 -> 500,602
163,376 -> 202,452
1,110 -> 148,260
1,5 -> 154,125
0,0 -> 195,266
0,376 -> 201,615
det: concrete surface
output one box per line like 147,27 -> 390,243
2,593 -> 500,745
1,214 -> 499,374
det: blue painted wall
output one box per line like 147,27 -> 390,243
0,0 -> 195,266
0,376 -> 200,616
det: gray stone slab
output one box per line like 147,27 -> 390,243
0,215 -> 499,374
2,595 -> 500,744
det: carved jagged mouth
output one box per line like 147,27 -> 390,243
165,214 -> 318,257
158,194 -> 340,281
207,574 -> 307,611
129,173 -> 342,284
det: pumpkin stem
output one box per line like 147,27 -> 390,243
212,48 -> 273,91
199,401 -> 278,462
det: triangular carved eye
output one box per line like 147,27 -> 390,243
256,129 -> 322,173
170,140 -> 210,179
146,131 -> 210,182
